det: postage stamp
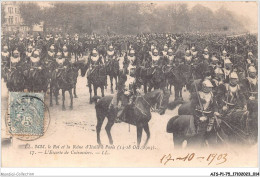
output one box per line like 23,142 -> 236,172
9,92 -> 45,136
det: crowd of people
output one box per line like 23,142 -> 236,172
1,32 -> 258,143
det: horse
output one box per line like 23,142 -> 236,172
166,64 -> 191,101
93,89 -> 170,146
81,64 -> 107,104
51,66 -> 75,110
105,58 -> 119,94
6,67 -> 26,92
147,66 -> 166,92
166,114 -> 226,148
24,66 -> 49,92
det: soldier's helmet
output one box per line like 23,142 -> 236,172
168,48 -> 173,55
130,49 -> 135,55
56,52 -> 62,59
92,49 -> 98,57
222,49 -> 227,54
50,45 -> 55,51
191,46 -> 195,51
163,45 -> 168,50
229,72 -> 239,85
202,79 -> 213,93
185,50 -> 190,55
13,50 -> 20,58
214,67 -> 224,75
109,45 -> 113,50
153,49 -> 159,55
33,50 -> 40,57
204,48 -> 208,52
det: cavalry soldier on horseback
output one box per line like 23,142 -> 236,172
6,50 -> 24,91
223,58 -> 233,82
47,45 -> 56,61
25,45 -> 34,62
184,50 -> 192,65
246,51 -> 257,67
1,45 -> 10,82
62,45 -> 71,62
202,48 -> 210,61
220,49 -> 230,67
242,66 -> 258,101
166,48 -> 175,67
106,45 -> 116,61
242,66 -> 257,116
87,49 -> 104,79
190,79 -> 219,139
161,45 -> 168,57
218,72 -> 247,115
190,46 -> 198,58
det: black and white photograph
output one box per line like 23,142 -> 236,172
0,1 -> 259,175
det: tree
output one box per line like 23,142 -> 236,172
19,2 -> 43,29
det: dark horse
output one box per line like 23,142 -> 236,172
51,66 -> 75,110
105,59 -> 119,94
6,67 -> 25,92
166,114 -> 225,148
93,89 -> 170,146
147,66 -> 166,92
81,64 -> 106,104
166,64 -> 191,100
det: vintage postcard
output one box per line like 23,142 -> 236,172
1,0 -> 259,174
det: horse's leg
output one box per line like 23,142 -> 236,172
101,86 -> 105,97
143,123 -> 150,147
110,75 -> 113,94
173,134 -> 184,149
115,75 -> 118,90
55,89 -> 59,105
180,86 -> 183,101
73,84 -> 78,98
96,113 -> 106,145
50,83 -> 53,107
69,89 -> 73,110
174,86 -> 179,101
94,86 -> 98,104
136,124 -> 143,147
62,89 -> 66,111
144,82 -> 147,94
105,119 -> 115,145
89,81 -> 92,104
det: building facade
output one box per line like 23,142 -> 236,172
2,1 -> 30,33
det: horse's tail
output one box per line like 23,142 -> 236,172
166,115 -> 179,133
168,99 -> 184,110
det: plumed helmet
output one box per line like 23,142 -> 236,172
222,50 -> 227,54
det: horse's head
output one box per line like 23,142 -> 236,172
178,64 -> 191,84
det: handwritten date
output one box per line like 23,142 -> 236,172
160,153 -> 227,166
